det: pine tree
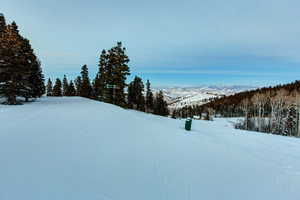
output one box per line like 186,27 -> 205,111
153,91 -> 169,116
52,78 -> 62,96
27,59 -> 45,99
94,50 -> 107,101
127,76 -> 145,111
14,24 -> 45,101
101,42 -> 130,106
78,65 -> 92,98
74,76 -> 82,96
0,21 -> 31,104
0,16 -> 45,104
284,105 -> 297,136
146,79 -> 154,112
46,78 -> 53,96
127,82 -> 134,108
65,80 -> 76,96
62,74 -> 69,96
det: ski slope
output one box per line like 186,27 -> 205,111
0,97 -> 300,200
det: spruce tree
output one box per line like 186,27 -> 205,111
127,82 -> 134,109
93,74 -> 103,100
0,16 -> 45,104
62,74 -> 69,96
46,78 -> 53,96
94,50 -> 107,101
101,42 -> 130,106
15,25 -> 45,101
28,60 -> 45,99
284,105 -> 297,136
127,76 -> 145,111
79,65 -> 92,98
52,78 -> 62,96
65,80 -> 76,96
0,21 -> 31,104
153,90 -> 169,116
74,76 -> 82,96
146,79 -> 154,112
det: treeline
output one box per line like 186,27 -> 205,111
171,104 -> 213,120
0,14 -> 169,117
0,14 -> 45,104
175,81 -> 300,137
46,42 -> 169,116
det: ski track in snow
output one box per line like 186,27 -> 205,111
0,97 -> 300,200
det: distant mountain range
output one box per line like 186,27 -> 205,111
153,85 -> 257,109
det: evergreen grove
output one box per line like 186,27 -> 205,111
47,61 -> 169,117
0,14 -> 169,116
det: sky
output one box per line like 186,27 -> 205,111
2,0 -> 300,87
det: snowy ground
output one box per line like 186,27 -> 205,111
156,86 -> 256,109
0,97 -> 300,200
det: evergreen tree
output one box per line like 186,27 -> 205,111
127,82 -> 134,109
15,24 -> 45,101
153,91 -> 169,116
74,76 -> 82,96
284,105 -> 297,136
27,59 -> 45,99
52,78 -> 62,96
93,50 -> 107,101
65,80 -> 76,96
62,74 -> 69,96
79,65 -> 92,98
46,78 -> 53,96
127,76 -> 145,111
0,16 -> 45,104
0,21 -> 31,104
101,42 -> 130,106
145,79 -> 154,112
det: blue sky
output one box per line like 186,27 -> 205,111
2,0 -> 300,87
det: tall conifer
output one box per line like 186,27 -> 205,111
52,78 -> 62,96
154,91 -> 169,116
46,78 -> 53,96
99,42 -> 130,106
65,80 -> 76,96
74,76 -> 82,96
0,21 -> 30,104
146,80 -> 154,112
62,74 -> 69,96
0,15 -> 45,104
94,50 -> 107,101
79,65 -> 92,98
127,76 -> 145,111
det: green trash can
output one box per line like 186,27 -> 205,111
185,118 -> 192,131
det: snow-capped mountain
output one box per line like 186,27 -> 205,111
154,85 -> 256,109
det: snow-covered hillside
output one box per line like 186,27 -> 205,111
155,85 -> 256,109
0,97 -> 300,200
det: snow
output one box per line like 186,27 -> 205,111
155,86 -> 256,109
0,97 -> 300,200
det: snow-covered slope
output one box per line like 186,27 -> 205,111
155,86 -> 256,109
0,97 -> 300,200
